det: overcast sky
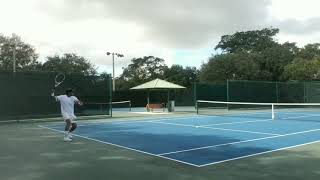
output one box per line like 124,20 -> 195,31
0,0 -> 320,76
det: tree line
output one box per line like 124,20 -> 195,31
201,28 -> 320,82
0,34 -> 96,75
1,27 -> 319,90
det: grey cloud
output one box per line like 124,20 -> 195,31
37,0 -> 272,48
276,17 -> 320,35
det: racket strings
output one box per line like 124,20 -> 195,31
54,73 -> 65,87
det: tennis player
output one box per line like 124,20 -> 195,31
51,88 -> 83,142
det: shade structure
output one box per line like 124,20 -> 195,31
130,78 -> 186,90
130,79 -> 186,110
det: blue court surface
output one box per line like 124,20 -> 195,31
40,113 -> 320,167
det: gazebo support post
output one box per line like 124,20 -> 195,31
167,90 -> 170,111
147,90 -> 150,104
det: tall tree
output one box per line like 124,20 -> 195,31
215,28 -> 279,53
282,57 -> 320,81
118,56 -> 168,89
163,65 -> 199,87
100,72 -> 111,79
200,53 -> 261,83
296,43 -> 320,60
258,42 -> 298,81
42,53 -> 97,75
201,28 -> 302,82
0,34 -> 40,71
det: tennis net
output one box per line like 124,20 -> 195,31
197,100 -> 320,121
111,101 -> 132,112
83,101 -> 131,114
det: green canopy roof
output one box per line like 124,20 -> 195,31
130,78 -> 186,90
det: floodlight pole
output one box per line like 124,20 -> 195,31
13,43 -> 16,73
12,34 -> 16,73
106,52 -> 124,91
0,43 -> 2,58
112,54 -> 115,91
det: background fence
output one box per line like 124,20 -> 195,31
0,71 -> 112,121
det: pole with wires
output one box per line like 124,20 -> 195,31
106,52 -> 124,91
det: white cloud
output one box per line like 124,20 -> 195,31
36,0 -> 271,48
270,0 -> 320,21
269,0 -> 320,46
0,0 -> 320,75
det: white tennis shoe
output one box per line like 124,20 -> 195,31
64,137 -> 72,142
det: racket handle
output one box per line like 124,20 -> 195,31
51,88 -> 55,97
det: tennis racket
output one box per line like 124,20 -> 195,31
54,73 -> 65,88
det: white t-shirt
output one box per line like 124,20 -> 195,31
55,95 -> 79,120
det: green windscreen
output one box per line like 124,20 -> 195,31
196,80 -> 320,104
305,82 -> 320,103
195,82 -> 227,101
0,71 -> 112,121
228,80 -> 277,103
277,82 -> 305,103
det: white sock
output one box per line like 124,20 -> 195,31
64,131 -> 69,137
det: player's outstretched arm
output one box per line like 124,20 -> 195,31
74,97 -> 83,106
51,88 -> 55,97
77,100 -> 83,106
51,88 -> 59,101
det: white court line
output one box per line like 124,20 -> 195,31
39,125 -> 320,167
201,126 -> 280,136
199,112 -> 271,118
71,115 -> 210,127
198,119 -> 273,127
42,115 -> 202,127
280,114 -> 320,120
38,125 -> 200,167
113,115 -> 210,124
0,119 -> 19,123
148,116 -> 212,122
149,121 -> 196,128
198,140 -> 320,167
159,128 -> 320,156
41,113 -> 319,128
281,112 -> 320,115
149,121 -> 280,136
276,110 -> 320,116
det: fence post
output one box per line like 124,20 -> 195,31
109,74 -> 113,117
276,81 -> 279,103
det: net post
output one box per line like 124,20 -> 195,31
129,101 -> 132,112
303,81 -> 306,103
227,79 -> 229,101
193,82 -> 197,110
196,100 -> 199,114
271,103 -> 275,120
109,74 -> 113,117
226,79 -> 230,110
276,82 -> 279,103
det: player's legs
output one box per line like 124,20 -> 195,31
64,119 -> 72,142
65,119 -> 72,131
69,122 -> 77,132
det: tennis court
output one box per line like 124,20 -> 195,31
2,71 -> 320,179
40,102 -> 320,167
